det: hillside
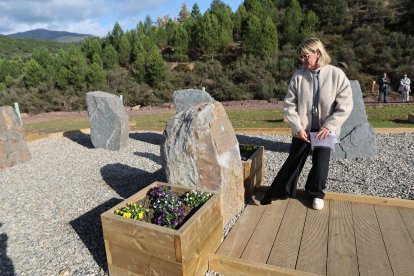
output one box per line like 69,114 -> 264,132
6,28 -> 93,42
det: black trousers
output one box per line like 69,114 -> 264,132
263,137 -> 331,200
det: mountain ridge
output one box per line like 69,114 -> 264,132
5,28 -> 93,42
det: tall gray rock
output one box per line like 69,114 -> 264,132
86,91 -> 129,151
173,89 -> 215,113
161,101 -> 244,227
332,80 -> 378,159
0,106 -> 31,168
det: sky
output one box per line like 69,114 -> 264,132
0,0 -> 242,37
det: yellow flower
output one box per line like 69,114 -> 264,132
138,212 -> 144,219
115,209 -> 120,214
123,212 -> 131,218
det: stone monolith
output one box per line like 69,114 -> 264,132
332,80 -> 378,159
161,101 -> 244,227
0,106 -> 31,168
173,89 -> 215,113
86,91 -> 129,151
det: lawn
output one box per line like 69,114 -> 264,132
23,105 -> 414,134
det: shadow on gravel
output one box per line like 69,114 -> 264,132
236,134 -> 290,153
63,130 -> 94,149
129,132 -> 165,145
101,163 -> 166,199
70,198 -> 123,272
0,223 -> 15,276
134,152 -> 162,165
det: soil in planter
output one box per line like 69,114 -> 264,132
239,144 -> 258,161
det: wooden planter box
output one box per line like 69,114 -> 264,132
241,146 -> 264,201
101,181 -> 223,276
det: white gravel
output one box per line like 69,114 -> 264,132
0,131 -> 412,275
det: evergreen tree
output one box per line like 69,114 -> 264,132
191,3 -> 202,18
86,61 -> 106,88
178,4 -> 190,24
23,58 -> 44,88
244,15 -> 262,56
109,22 -> 124,50
118,35 -> 132,66
81,37 -> 103,62
233,5 -> 248,41
309,0 -> 350,34
283,0 -> 302,45
210,0 -> 233,50
199,12 -> 221,60
171,24 -> 189,60
262,16 -> 279,57
300,11 -> 319,40
145,45 -> 166,86
143,15 -> 154,35
102,45 -> 118,69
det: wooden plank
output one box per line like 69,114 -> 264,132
240,199 -> 289,263
105,241 -> 183,275
267,199 -> 308,269
352,202 -> 393,276
216,196 -> 266,258
209,254 -> 320,276
183,219 -> 223,276
108,263 -> 140,275
324,191 -> 414,208
296,200 -> 329,275
375,205 -> 414,275
101,215 -> 177,261
253,189 -> 414,209
327,200 -> 359,276
176,193 -> 222,262
399,207 -> 414,242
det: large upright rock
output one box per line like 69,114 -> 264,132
0,106 -> 31,168
173,89 -> 215,113
86,91 -> 129,151
332,80 -> 378,159
161,101 -> 244,227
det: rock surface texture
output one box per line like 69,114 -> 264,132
173,89 -> 216,113
161,102 -> 244,227
332,80 -> 378,159
86,91 -> 129,151
0,106 -> 31,168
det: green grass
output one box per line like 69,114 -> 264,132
22,105 -> 414,134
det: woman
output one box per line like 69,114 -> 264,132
260,38 -> 353,210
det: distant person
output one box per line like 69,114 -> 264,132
260,38 -> 353,210
399,74 -> 411,103
378,72 -> 391,103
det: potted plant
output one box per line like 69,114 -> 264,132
239,144 -> 264,201
101,181 -> 223,276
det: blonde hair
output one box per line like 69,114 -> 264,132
297,38 -> 331,67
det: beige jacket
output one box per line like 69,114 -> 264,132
284,64 -> 353,136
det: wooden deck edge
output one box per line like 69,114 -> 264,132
255,186 -> 414,208
209,253 -> 321,276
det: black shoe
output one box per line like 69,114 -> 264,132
260,196 -> 272,205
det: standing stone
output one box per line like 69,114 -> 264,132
0,106 -> 31,168
161,101 -> 244,227
173,89 -> 215,113
86,91 -> 129,151
332,80 -> 378,159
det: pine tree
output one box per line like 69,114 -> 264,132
262,17 -> 279,57
145,45 -> 165,86
118,35 -> 132,66
178,4 -> 190,24
199,12 -> 221,60
102,45 -> 118,69
301,11 -> 319,40
171,24 -> 189,59
23,58 -> 44,88
109,22 -> 124,50
283,0 -> 302,45
244,15 -> 262,56
190,3 -> 201,18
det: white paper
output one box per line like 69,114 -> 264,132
309,132 -> 339,151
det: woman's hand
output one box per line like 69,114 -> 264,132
316,127 -> 330,140
296,129 -> 310,143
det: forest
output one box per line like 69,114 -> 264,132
0,0 -> 413,114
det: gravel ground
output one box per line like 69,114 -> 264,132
0,131 -> 413,275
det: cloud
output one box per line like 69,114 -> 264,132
0,0 -> 157,36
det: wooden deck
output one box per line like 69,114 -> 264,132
210,190 -> 414,276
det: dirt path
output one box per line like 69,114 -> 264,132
21,100 -> 284,123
